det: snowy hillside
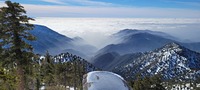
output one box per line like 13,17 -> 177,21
113,43 -> 200,81
83,71 -> 131,90
53,52 -> 99,72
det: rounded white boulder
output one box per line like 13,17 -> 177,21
83,71 -> 131,90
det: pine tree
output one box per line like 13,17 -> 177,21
132,75 -> 166,90
0,1 -> 35,89
133,75 -> 144,90
0,61 -> 16,89
31,54 -> 41,90
43,51 -> 55,86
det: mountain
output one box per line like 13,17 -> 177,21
91,29 -> 200,70
113,43 -> 200,81
68,37 -> 98,59
91,52 -> 143,70
112,29 -> 181,42
29,25 -> 73,55
104,53 -> 143,70
83,71 -> 131,90
97,29 -> 200,55
98,32 -> 175,55
29,25 -> 97,59
53,52 -> 99,72
90,52 -> 120,70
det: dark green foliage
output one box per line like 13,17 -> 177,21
42,51 -> 55,86
52,53 -> 93,90
0,0 -> 35,89
131,75 -> 166,90
24,52 -> 99,90
0,62 -> 16,90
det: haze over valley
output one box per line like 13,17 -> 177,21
31,18 -> 200,49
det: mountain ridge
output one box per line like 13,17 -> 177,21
92,29 -> 200,71
29,24 -> 97,59
97,29 -> 200,56
113,42 -> 200,81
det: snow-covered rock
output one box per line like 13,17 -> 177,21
83,71 -> 131,90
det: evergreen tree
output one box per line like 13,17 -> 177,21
43,51 -> 55,86
133,75 -> 144,90
0,61 -> 16,89
0,1 -> 35,89
132,75 -> 166,90
32,54 -> 42,90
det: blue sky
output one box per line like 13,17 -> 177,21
0,0 -> 200,17
6,0 -> 200,9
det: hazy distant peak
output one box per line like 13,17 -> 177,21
114,29 -> 181,42
73,36 -> 84,41
118,29 -> 140,33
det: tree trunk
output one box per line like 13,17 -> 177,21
36,78 -> 40,90
14,23 -> 25,90
17,65 -> 25,90
74,61 -> 77,90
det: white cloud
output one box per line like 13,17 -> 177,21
31,18 -> 200,48
40,0 -> 116,6
66,0 -> 115,6
41,0 -> 66,5
0,1 -> 5,6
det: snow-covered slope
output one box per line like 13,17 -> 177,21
53,52 -> 99,72
113,43 -> 200,81
83,71 -> 131,90
93,29 -> 200,73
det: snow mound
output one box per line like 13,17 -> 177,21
83,71 -> 131,90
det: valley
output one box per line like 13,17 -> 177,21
30,25 -> 200,89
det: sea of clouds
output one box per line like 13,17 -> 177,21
31,18 -> 200,48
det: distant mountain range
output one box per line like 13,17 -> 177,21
112,43 -> 200,81
28,25 -> 200,82
96,29 -> 200,55
29,25 -> 97,59
91,29 -> 200,70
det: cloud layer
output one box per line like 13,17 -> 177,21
31,18 -> 200,48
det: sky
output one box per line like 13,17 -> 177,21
1,0 -> 200,48
0,0 -> 200,18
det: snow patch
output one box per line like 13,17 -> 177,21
83,71 -> 130,90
